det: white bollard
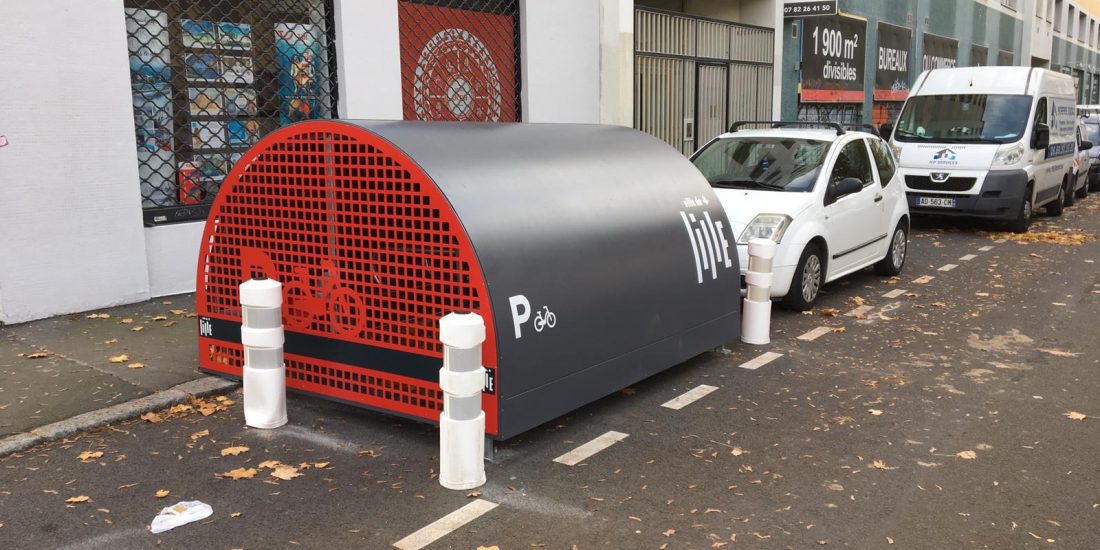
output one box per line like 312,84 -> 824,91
438,312 -> 487,490
240,278 -> 287,429
742,238 -> 777,345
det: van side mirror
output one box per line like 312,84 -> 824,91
1081,140 -> 1094,151
827,177 -> 864,204
1032,123 -> 1050,150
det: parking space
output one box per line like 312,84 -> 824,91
3,199 -> 1100,548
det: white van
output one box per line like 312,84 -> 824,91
890,67 -> 1085,232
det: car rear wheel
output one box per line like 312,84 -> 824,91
782,243 -> 823,312
874,223 -> 908,276
1075,177 -> 1089,199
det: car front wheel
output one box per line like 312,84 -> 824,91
874,223 -> 908,276
782,243 -> 824,312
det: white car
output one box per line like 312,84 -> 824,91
690,122 -> 911,310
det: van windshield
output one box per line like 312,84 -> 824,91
894,94 -> 1032,144
691,137 -> 829,192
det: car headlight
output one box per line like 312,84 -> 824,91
992,143 -> 1025,167
739,214 -> 792,244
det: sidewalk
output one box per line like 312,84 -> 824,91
0,294 -> 224,438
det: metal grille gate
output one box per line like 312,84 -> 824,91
634,7 -> 774,155
124,0 -> 338,225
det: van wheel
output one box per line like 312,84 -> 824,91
782,243 -> 823,312
1046,182 -> 1065,216
1007,186 -> 1033,233
1075,178 -> 1089,199
874,222 -> 908,276
1065,177 -> 1077,207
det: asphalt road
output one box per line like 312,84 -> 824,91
2,197 -> 1099,549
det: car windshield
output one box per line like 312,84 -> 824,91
692,137 -> 829,192
894,94 -> 1032,144
1086,122 -> 1100,144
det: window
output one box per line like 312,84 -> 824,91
124,1 -> 338,224
829,140 -> 874,189
1085,122 -> 1100,143
869,139 -> 897,186
691,137 -> 830,192
1035,97 -> 1048,125
1056,0 -> 1064,31
895,94 -> 1035,144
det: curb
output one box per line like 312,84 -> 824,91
0,376 -> 239,458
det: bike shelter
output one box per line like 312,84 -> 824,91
195,120 -> 741,439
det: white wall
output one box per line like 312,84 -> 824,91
520,0 -> 602,123
335,0 -> 403,120
600,0 -> 635,126
0,0 -> 150,324
145,223 -> 205,297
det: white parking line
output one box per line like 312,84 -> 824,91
393,499 -> 499,550
882,289 -> 908,299
846,305 -> 875,317
553,431 -> 629,466
959,254 -> 977,261
738,351 -> 783,371
979,246 -> 994,252
913,275 -> 935,284
938,264 -> 958,272
797,326 -> 835,342
661,384 -> 718,410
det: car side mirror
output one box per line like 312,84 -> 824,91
828,177 -> 864,203
1032,123 -> 1050,150
1081,140 -> 1093,151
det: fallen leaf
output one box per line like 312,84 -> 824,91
357,449 -> 380,457
820,308 -> 839,317
168,404 -> 192,414
476,547 -> 500,550
270,465 -> 302,481
65,495 -> 90,504
26,351 -> 50,359
868,409 -> 884,416
140,412 -> 162,423
886,536 -> 895,544
170,309 -> 186,315
117,483 -> 138,489
120,318 -> 133,324
153,315 -> 168,321
851,296 -> 865,306
832,326 -> 847,333
1064,411 -> 1087,421
223,467 -> 257,480
155,489 -> 169,498
104,339 -> 119,344
163,320 -> 177,327
131,326 -> 144,332
108,354 -> 129,364
258,460 -> 283,469
663,529 -> 676,537
312,462 -> 329,469
127,363 -> 145,369
230,512 -> 241,518
1039,348 -> 1080,357
466,491 -> 481,498
871,460 -> 887,470
78,451 -> 103,462
190,429 -> 210,441
731,447 -> 744,457
220,446 -> 250,457
198,403 -> 218,416
931,302 -> 947,308
956,450 -> 977,460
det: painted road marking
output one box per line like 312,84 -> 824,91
738,352 -> 783,371
913,275 -> 935,284
554,431 -> 629,466
797,326 -> 835,342
846,305 -> 875,318
882,289 -> 908,299
959,254 -> 977,261
979,246 -> 994,252
393,499 -> 499,550
938,264 -> 958,272
661,385 -> 719,410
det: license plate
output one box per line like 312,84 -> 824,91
916,197 -> 956,208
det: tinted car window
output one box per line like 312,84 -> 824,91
692,137 -> 830,192
868,139 -> 896,186
829,139 -> 873,188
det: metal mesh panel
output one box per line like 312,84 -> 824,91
398,0 -> 520,122
124,0 -> 337,224
196,122 -> 499,431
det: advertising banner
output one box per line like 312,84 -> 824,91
800,15 -> 867,103
874,22 -> 911,102
399,3 -> 518,121
970,44 -> 988,67
783,0 -> 837,18
275,23 -> 326,126
126,8 -> 175,208
922,33 -> 958,71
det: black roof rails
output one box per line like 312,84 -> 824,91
841,123 -> 881,137
729,121 -> 846,136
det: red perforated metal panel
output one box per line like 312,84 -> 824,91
196,121 -> 499,435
